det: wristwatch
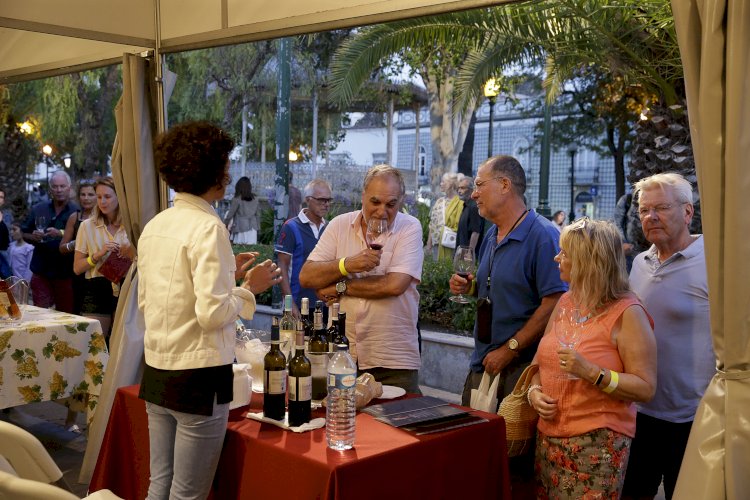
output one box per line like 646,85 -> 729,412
507,338 -> 520,355
335,280 -> 347,295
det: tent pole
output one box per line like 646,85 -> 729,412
153,0 -> 169,211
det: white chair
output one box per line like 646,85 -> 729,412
0,421 -> 121,499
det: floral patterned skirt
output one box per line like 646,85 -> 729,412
535,428 -> 631,499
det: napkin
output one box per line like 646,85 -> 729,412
245,411 -> 325,433
230,363 -> 252,410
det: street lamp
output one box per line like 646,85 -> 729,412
567,144 -> 578,223
63,154 -> 72,169
484,78 -> 500,158
42,144 -> 53,186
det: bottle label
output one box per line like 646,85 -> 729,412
328,372 -> 356,390
264,370 -> 287,395
289,375 -> 312,401
309,353 -> 328,378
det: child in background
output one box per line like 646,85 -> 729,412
9,223 -> 33,283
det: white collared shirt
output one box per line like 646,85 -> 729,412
297,208 -> 326,239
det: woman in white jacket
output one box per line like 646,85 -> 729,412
139,121 -> 282,500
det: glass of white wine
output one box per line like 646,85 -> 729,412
555,305 -> 585,379
450,246 -> 475,304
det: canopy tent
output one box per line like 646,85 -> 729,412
0,0 -> 511,84
3,1 -> 749,497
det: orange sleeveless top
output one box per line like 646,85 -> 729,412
536,292 -> 651,439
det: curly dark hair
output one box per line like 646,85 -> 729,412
153,121 -> 235,195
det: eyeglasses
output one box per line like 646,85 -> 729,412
638,203 -> 682,218
473,177 -> 505,191
308,196 -> 332,204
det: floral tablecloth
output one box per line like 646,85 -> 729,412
0,305 -> 108,423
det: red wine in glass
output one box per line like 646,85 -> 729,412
366,218 -> 388,250
450,246 -> 475,304
456,271 -> 470,280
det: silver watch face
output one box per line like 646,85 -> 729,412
508,338 -> 519,351
336,281 -> 346,293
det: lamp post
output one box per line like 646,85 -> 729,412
42,144 -> 53,187
63,154 -> 71,169
484,78 -> 500,158
567,144 -> 578,223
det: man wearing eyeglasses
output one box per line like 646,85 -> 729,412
275,179 -> 332,318
622,173 -> 712,500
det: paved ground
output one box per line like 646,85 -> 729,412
2,390 -> 665,499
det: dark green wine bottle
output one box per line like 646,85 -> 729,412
334,310 -> 349,349
288,324 -> 311,426
308,309 -> 329,402
327,302 -> 340,351
263,316 -> 287,421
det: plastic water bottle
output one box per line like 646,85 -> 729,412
326,344 -> 357,450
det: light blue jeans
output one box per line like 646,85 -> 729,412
145,398 -> 230,500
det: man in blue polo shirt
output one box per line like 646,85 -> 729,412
449,156 -> 566,403
275,179 -> 332,317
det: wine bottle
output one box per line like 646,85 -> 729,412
334,310 -> 349,349
327,302 -> 340,351
300,297 -> 313,346
308,309 -> 329,402
263,316 -> 287,421
279,294 -> 296,358
288,323 -> 312,426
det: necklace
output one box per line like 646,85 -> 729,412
496,209 -> 529,243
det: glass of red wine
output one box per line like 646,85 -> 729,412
450,246 -> 475,304
366,218 -> 388,250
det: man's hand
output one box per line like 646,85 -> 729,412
235,251 -> 259,281
45,227 -> 63,240
482,346 -> 515,376
343,248 -> 381,274
316,284 -> 339,306
449,273 -> 474,295
241,259 -> 282,294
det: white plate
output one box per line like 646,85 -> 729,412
379,385 -> 406,399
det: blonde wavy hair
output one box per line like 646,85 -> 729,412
560,218 -> 630,314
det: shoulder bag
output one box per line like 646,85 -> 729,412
497,363 -> 539,457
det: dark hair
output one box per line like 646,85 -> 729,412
77,179 -> 96,196
234,176 -> 255,201
483,155 -> 527,197
154,121 -> 234,195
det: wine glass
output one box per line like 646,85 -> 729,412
366,218 -> 388,250
555,305 -> 585,378
450,246 -> 475,304
35,216 -> 47,241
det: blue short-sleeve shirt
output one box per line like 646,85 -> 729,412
275,215 -> 325,309
470,210 -> 568,371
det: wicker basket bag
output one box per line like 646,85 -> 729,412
497,363 -> 539,457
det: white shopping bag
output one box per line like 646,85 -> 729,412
469,371 -> 500,413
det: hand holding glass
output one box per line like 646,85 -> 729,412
366,218 -> 388,250
450,246 -> 475,304
555,306 -> 585,379
35,216 -> 47,241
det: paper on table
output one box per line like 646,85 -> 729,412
245,411 -> 325,433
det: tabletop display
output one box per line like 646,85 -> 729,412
0,305 -> 108,423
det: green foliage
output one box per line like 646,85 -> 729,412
258,208 -> 276,245
417,255 -> 475,334
414,202 -> 430,245
232,243 -> 275,306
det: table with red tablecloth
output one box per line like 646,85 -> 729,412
89,385 -> 511,499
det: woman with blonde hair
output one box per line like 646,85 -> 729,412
528,218 -> 656,499
425,172 -> 462,260
72,177 -> 134,338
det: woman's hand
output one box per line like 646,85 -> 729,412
242,259 -> 282,294
529,389 -> 558,421
449,272 -> 474,295
235,251 -> 259,281
557,347 -> 597,381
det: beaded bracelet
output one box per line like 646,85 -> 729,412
527,384 -> 543,406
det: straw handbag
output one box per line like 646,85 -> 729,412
497,363 -> 539,457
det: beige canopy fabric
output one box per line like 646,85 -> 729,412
78,54 -> 164,484
671,1 -> 750,499
0,0 -> 514,84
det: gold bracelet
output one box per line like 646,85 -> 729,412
339,257 -> 348,276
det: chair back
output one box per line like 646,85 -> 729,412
0,420 -> 63,483
0,470 -> 79,499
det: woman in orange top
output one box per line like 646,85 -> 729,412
528,218 -> 656,499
